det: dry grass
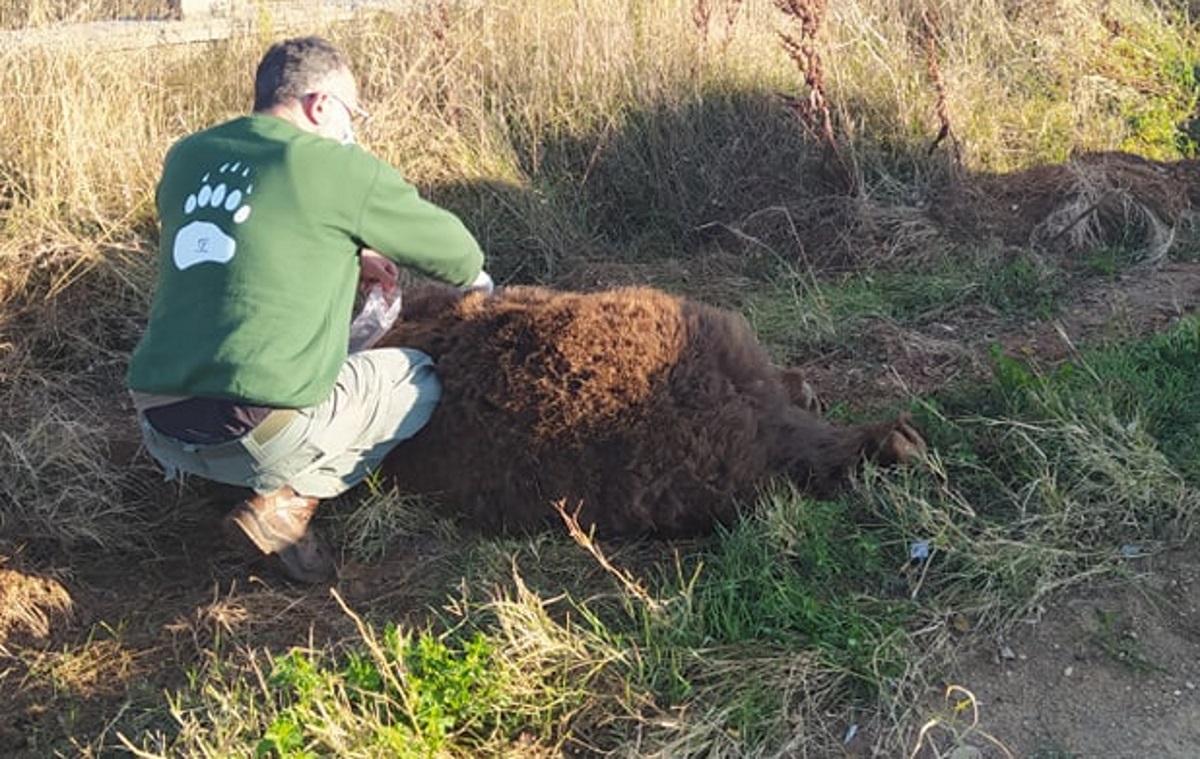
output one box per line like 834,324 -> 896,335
0,565 -> 73,656
0,0 -> 163,29
868,389 -> 1200,632
1028,157 -> 1180,260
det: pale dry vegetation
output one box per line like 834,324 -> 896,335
0,0 -> 163,28
3,0 -> 1200,756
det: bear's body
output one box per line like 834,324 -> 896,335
379,285 -> 921,536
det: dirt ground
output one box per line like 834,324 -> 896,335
4,154 -> 1200,757
943,543 -> 1200,758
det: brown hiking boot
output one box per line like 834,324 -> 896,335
220,486 -> 335,584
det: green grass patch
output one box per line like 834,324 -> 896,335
614,487 -> 915,747
649,491 -> 907,662
140,583 -> 621,758
745,250 -> 1065,360
1067,318 -> 1200,479
965,317 -> 1200,481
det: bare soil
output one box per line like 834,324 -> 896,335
3,154 -> 1200,757
942,544 -> 1200,758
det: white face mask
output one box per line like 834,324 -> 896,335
317,90 -> 364,145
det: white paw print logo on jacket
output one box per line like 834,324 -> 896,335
173,162 -> 254,271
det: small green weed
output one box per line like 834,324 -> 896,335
398,630 -> 505,747
979,256 -> 1063,319
1081,244 -> 1140,277
1091,608 -> 1163,674
256,629 -> 509,757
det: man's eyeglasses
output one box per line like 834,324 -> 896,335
307,91 -> 371,124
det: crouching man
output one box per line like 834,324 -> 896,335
127,36 -> 490,583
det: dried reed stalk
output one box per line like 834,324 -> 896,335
775,0 -> 857,194
921,4 -> 960,165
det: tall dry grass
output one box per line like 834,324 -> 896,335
2,1 -> 1195,270
0,0 -> 163,29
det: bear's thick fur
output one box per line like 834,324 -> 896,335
378,285 -> 923,537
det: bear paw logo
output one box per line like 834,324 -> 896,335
172,162 -> 254,271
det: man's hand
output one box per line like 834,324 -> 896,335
358,248 -> 399,295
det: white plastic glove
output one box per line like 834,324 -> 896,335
466,270 -> 495,295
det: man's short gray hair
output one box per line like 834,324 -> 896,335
253,36 -> 350,112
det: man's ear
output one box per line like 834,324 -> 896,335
299,93 -> 326,127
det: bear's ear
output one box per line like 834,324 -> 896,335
776,366 -> 823,415
871,414 -> 926,467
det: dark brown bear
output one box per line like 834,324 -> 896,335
378,285 -> 923,537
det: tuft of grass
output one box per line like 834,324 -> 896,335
327,479 -> 454,564
650,488 -> 907,664
27,621 -> 143,700
608,485 -> 914,749
872,324 -> 1200,630
1063,318 -> 1200,479
0,403 -> 163,550
0,565 -> 73,656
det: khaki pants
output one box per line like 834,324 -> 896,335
138,348 -> 440,498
